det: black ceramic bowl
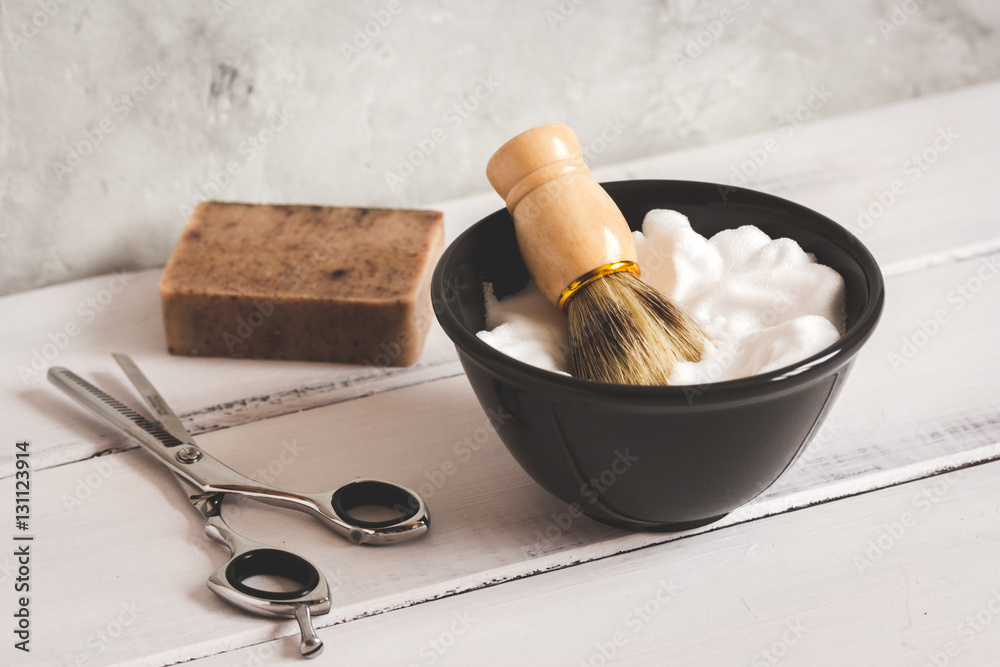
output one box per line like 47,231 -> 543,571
432,180 -> 884,531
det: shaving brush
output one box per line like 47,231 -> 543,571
485,124 -> 706,385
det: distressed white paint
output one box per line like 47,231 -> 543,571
4,81 -> 999,471
194,460 -> 1000,666
1,80 -> 999,665
16,368 -> 1000,664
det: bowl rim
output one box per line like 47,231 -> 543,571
432,179 -> 886,402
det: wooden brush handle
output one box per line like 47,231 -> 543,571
486,124 -> 638,309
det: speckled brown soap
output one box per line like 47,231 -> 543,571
159,202 -> 444,366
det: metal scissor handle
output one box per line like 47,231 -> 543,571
47,355 -> 432,659
166,472 -> 330,658
170,440 -> 429,545
48,357 -> 431,545
202,508 -> 330,658
111,353 -> 431,545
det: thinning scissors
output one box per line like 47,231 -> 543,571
48,354 -> 429,658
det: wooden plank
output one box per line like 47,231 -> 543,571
6,248 -> 999,664
10,375 -> 546,665
1,268 -> 464,471
4,82 -> 999,472
3,184 -> 507,468
608,80 -> 1000,275
6,234 -> 997,482
187,460 -> 1000,666
3,80 -> 1000,666
2,190 -> 505,467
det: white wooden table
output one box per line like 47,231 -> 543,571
4,81 -> 1000,666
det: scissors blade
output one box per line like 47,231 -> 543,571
49,365 -> 221,499
112,353 -> 197,447
48,366 -> 187,453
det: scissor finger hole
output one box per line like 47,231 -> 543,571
331,480 -> 420,529
226,549 -> 320,601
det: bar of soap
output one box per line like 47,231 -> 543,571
159,202 -> 444,366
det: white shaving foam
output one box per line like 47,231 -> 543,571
477,209 -> 846,385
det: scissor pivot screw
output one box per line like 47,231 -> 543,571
176,445 -> 203,464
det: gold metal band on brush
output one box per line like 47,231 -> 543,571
557,261 -> 641,313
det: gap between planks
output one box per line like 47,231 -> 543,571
95,235 -> 1000,446
177,455 -> 1000,666
188,457 -> 1000,667
160,233 -> 1000,436
10,232 -> 1000,479
880,237 -> 1000,279
33,362 -> 464,474
59,425 -> 1000,666
8,81 -> 999,476
54,234 -> 1000,453
280,440 -> 1000,646
177,359 -> 464,434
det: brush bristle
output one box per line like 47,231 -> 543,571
567,272 -> 705,385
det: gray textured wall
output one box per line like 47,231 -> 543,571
1,0 -> 998,295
